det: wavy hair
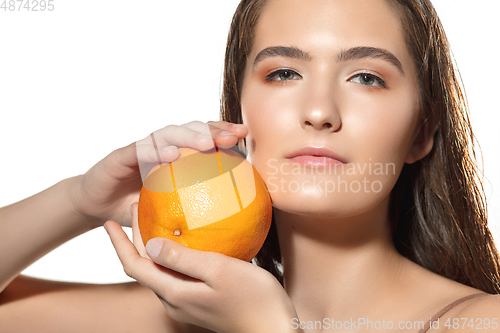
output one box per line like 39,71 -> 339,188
220,0 -> 500,293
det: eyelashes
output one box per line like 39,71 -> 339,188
264,68 -> 387,88
265,69 -> 302,82
349,73 -> 387,88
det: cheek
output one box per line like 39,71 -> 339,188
347,87 -> 419,166
339,89 -> 419,203
241,81 -> 296,160
242,82 -> 298,122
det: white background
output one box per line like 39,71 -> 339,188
0,0 -> 498,284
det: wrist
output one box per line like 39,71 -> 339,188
65,175 -> 102,228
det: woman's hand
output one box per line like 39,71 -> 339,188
104,204 -> 301,333
69,121 -> 248,227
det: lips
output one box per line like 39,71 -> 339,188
285,146 -> 347,164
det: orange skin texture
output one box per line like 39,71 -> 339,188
138,147 -> 273,262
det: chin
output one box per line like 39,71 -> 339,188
271,190 -> 347,217
270,187 -> 389,219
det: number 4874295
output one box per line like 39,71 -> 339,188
1,0 -> 55,11
444,318 -> 499,330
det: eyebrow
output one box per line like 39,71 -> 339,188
252,45 -> 404,75
252,46 -> 311,70
338,46 -> 404,75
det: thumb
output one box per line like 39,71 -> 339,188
146,237 -> 228,284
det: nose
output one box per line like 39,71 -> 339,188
300,82 -> 341,132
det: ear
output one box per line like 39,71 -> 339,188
405,118 -> 439,164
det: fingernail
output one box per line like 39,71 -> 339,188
197,133 -> 213,140
130,204 -> 134,216
232,124 -> 246,129
219,131 -> 236,136
103,222 -> 109,234
146,238 -> 163,258
162,145 -> 177,151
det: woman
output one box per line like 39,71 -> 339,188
1,0 -> 499,332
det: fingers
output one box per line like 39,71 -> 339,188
131,202 -> 148,258
135,126 -> 190,164
116,121 -> 248,170
165,120 -> 245,150
183,121 -> 247,149
153,123 -> 215,151
104,220 -> 155,281
121,202 -> 233,285
135,121 -> 248,164
105,220 -> 189,289
145,236 -> 235,287
207,120 -> 248,140
105,219 -> 212,308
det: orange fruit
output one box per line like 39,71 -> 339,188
138,146 -> 272,262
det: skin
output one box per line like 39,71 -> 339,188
1,0 -> 500,332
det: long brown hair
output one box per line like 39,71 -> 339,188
220,0 -> 500,293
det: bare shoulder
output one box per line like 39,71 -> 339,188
456,293 -> 500,315
444,293 -> 500,332
399,258 -> 500,332
0,275 -> 211,333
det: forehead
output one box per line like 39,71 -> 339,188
252,0 -> 408,62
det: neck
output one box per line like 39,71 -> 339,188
274,196 -> 410,320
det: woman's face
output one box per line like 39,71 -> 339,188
240,0 -> 422,218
